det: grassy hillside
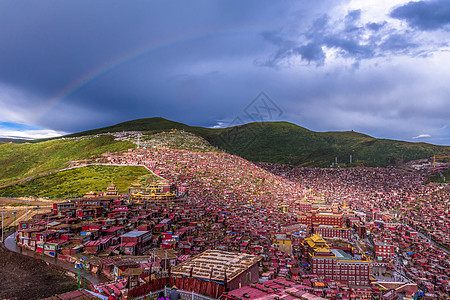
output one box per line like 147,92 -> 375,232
213,122 -> 449,166
62,117 -> 449,167
0,165 -> 152,199
0,135 -> 133,187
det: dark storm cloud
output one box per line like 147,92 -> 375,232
344,9 -> 362,31
260,12 -> 373,66
366,22 -> 387,31
0,0 -> 291,131
390,0 -> 450,31
259,3 -> 450,68
380,33 -> 418,52
295,42 -> 326,65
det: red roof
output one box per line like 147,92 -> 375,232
85,240 -> 102,246
120,242 -> 137,247
103,226 -> 124,232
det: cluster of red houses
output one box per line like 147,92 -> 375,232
9,143 -> 448,300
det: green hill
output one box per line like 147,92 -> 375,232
0,165 -> 152,199
211,122 -> 449,166
0,135 -> 133,188
66,117 -> 217,138
64,117 -> 449,167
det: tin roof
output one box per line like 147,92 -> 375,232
119,230 -> 149,238
171,249 -> 261,282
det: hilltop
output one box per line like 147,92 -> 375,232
66,117 -> 449,167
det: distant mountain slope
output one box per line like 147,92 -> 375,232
211,122 -> 449,166
65,117 -> 449,167
0,138 -> 28,143
66,117 -> 217,137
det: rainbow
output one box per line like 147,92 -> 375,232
37,28 -> 261,122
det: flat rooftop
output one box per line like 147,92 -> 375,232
120,230 -> 149,238
330,249 -> 352,260
171,249 -> 261,282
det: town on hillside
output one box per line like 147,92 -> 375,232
4,147 -> 449,300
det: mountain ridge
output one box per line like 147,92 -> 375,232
64,117 -> 449,167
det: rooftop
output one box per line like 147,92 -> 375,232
120,230 -> 149,238
171,249 -> 261,282
330,249 -> 352,260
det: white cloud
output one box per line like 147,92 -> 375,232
0,128 -> 66,140
210,121 -> 226,129
412,134 -> 432,139
344,0 -> 410,23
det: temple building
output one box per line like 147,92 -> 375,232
104,182 -> 119,197
171,250 -> 262,290
303,234 -> 371,286
130,180 -> 182,207
312,224 -> 352,240
298,210 -> 344,227
84,182 -> 119,198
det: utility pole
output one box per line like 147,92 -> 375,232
42,234 -> 46,260
12,211 -> 17,232
83,261 -> 86,290
0,211 -> 6,243
25,200 -> 29,222
78,266 -> 81,289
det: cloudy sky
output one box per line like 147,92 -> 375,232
0,0 -> 449,144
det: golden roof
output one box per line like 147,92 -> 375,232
310,234 -> 327,244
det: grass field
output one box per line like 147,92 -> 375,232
0,165 -> 154,199
0,135 -> 133,187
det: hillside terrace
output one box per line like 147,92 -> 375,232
107,148 -> 307,206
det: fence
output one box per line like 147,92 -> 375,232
128,277 -> 225,299
167,287 -> 217,300
134,287 -> 217,300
